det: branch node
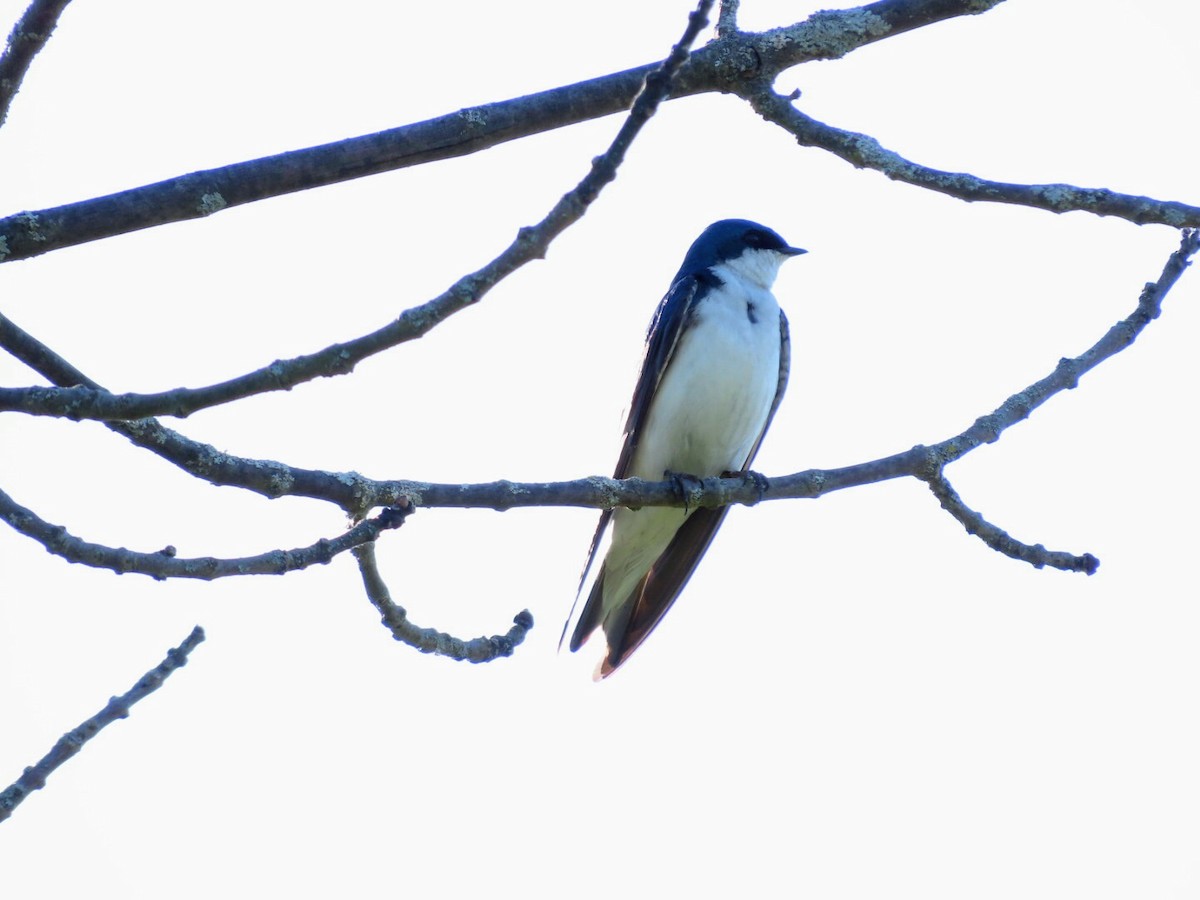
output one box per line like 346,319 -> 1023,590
738,470 -> 770,504
377,500 -> 413,530
1055,357 -> 1081,389
911,444 -> 943,480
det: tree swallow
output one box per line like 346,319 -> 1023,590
563,219 -> 806,679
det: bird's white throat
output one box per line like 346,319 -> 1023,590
717,247 -> 791,289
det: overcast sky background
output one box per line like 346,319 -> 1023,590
2,2 -> 1198,897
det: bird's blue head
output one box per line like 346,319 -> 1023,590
673,218 -> 806,286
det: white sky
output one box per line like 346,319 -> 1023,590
2,1 -> 1198,897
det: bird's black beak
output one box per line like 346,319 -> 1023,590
783,246 -> 808,257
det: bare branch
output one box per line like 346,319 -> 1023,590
0,0 -> 712,427
4,231 -> 1193,556
923,471 -> 1099,573
341,228 -> 1200,517
1,231 -> 1192,583
0,0 -> 1010,264
0,487 -> 403,579
739,84 -> 1200,227
716,0 -> 740,37
353,542 -> 534,664
0,311 -> 385,511
0,625 -> 205,824
0,0 -> 720,582
0,0 -> 72,128
929,228 -> 1200,462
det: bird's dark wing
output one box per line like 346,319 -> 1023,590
598,505 -> 729,676
744,309 -> 790,464
597,310 -> 791,676
615,272 -> 711,480
559,273 -> 709,653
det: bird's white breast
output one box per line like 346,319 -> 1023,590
630,269 -> 781,481
599,270 -> 782,612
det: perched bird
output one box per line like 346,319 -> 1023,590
562,218 -> 806,679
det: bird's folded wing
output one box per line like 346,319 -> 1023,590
560,275 -> 706,652
599,505 -> 730,676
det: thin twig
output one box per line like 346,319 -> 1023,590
930,228 -> 1200,462
353,543 -> 533,664
716,0 -> 740,37
0,310 -> 394,514
0,0 -> 73,127
0,625 -> 205,823
739,84 -> 1200,228
924,471 -> 1099,573
0,487 -> 401,579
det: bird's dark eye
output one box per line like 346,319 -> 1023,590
745,230 -> 767,247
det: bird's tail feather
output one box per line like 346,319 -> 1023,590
558,509 -> 614,653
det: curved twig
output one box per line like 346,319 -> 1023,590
353,542 -> 533,664
0,625 -> 205,824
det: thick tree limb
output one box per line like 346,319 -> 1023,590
2,4 -> 1193,428
0,0 -> 1010,264
0,0 -> 72,128
0,625 -> 204,824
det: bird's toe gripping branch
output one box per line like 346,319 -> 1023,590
376,499 -> 413,530
730,469 -> 770,503
665,470 -> 707,514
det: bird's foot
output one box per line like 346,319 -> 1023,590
664,470 -> 705,514
725,469 -> 770,504
377,501 -> 414,529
